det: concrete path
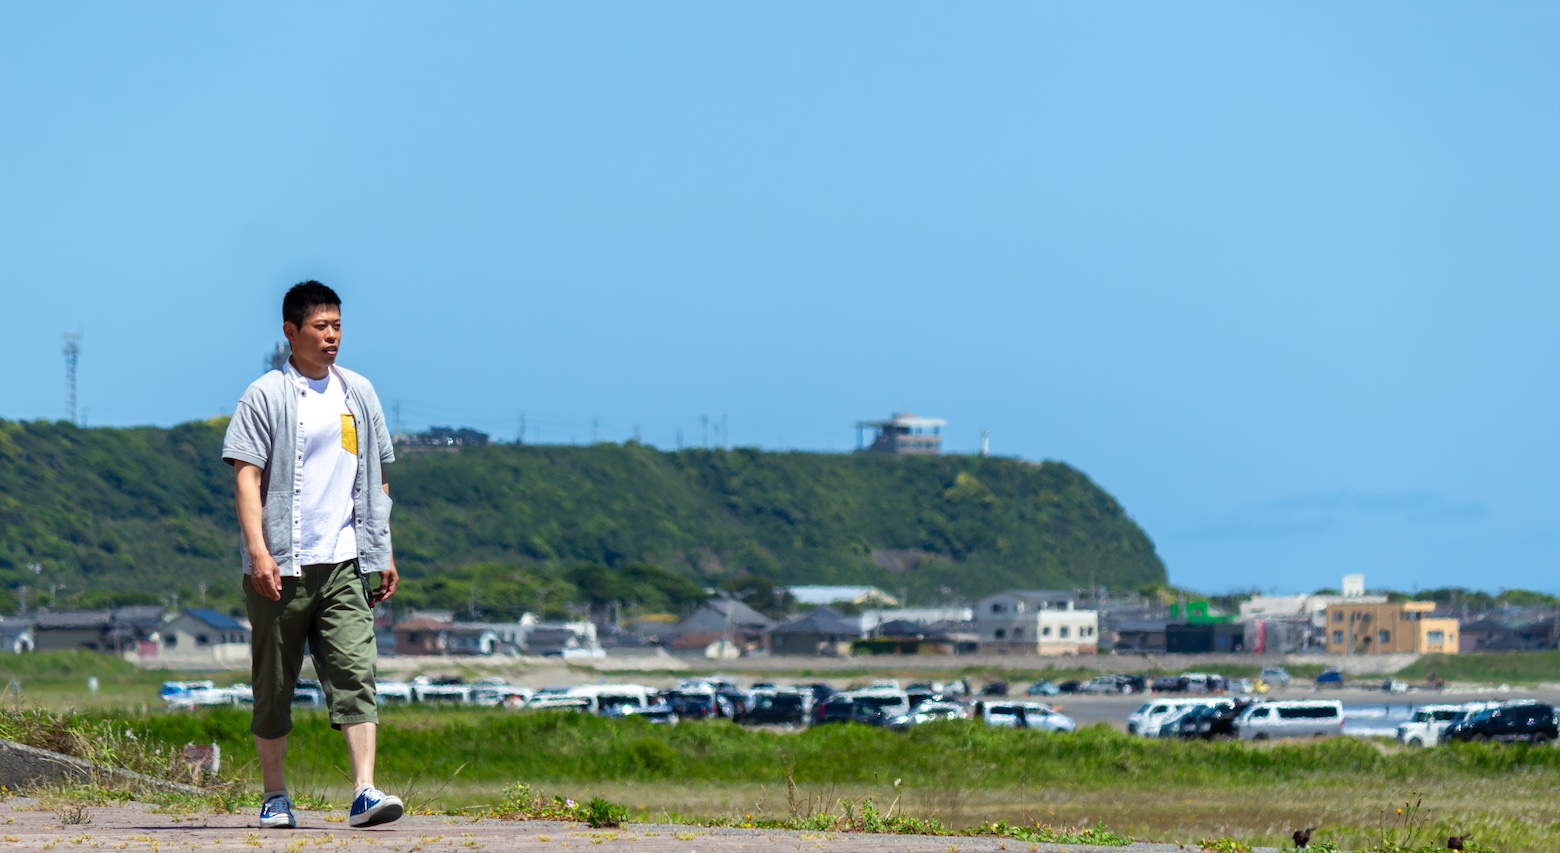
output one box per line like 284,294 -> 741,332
0,798 -> 1283,852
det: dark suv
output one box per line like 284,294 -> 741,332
1441,702 -> 1557,745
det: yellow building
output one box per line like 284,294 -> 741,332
1323,601 -> 1458,655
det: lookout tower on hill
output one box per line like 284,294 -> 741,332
855,412 -> 946,456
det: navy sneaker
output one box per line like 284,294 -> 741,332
348,787 -> 404,828
259,794 -> 297,829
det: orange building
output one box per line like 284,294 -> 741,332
1323,601 -> 1458,655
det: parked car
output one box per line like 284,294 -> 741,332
1314,668 -> 1345,688
1234,700 -> 1343,740
1397,704 -> 1491,748
981,681 -> 1010,697
738,690 -> 811,726
1080,675 -> 1138,695
1441,702 -> 1557,745
1259,667 -> 1292,688
1155,700 -> 1241,739
1024,680 -> 1061,697
612,702 -> 679,725
889,701 -> 970,730
1127,698 -> 1224,737
1056,680 -> 1084,694
976,701 -> 1076,733
663,690 -> 720,720
815,697 -> 890,727
845,687 -> 912,720
1151,676 -> 1188,694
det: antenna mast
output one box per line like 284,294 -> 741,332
61,333 -> 81,426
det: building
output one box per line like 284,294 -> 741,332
1323,601 -> 1459,655
786,585 -> 899,608
1166,622 -> 1246,654
975,590 -> 1099,656
766,607 -> 859,656
856,606 -> 973,635
32,610 -> 116,652
854,413 -> 946,456
1112,619 -> 1169,654
159,609 -> 252,664
667,599 -> 774,655
393,616 -> 452,656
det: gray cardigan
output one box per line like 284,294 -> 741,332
221,364 -> 395,576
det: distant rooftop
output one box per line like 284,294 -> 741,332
787,585 -> 899,607
855,412 -> 945,456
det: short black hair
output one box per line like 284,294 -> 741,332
282,281 -> 341,328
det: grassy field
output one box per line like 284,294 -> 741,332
45,705 -> 1557,852
1398,651 -> 1560,687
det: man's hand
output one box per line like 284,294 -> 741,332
373,561 -> 399,604
250,551 -> 283,601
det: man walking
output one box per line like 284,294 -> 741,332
223,281 -> 403,829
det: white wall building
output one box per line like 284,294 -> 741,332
975,590 -> 1098,656
1238,575 -> 1387,629
159,609 -> 252,664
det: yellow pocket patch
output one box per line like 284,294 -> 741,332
340,414 -> 358,455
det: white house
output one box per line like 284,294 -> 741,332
975,590 -> 1098,656
160,609 -> 252,664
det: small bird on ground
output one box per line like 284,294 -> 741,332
1292,826 -> 1316,848
1447,835 -> 1469,851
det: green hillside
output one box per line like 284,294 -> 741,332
0,419 -> 1166,618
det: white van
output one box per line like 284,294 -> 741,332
844,687 -> 912,719
976,701 -> 1076,733
1235,700 -> 1343,740
1128,698 -> 1226,738
565,684 -> 654,715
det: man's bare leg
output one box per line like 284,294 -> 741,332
255,735 -> 288,794
342,722 -> 376,790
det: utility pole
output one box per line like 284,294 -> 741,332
518,411 -> 526,444
197,581 -> 208,607
701,415 -> 709,448
393,402 -> 402,438
591,417 -> 599,443
62,333 -> 81,426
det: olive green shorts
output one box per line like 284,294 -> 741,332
244,559 -> 378,739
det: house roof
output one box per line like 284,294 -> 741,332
977,589 -> 1077,607
394,617 -> 452,633
113,606 -> 167,629
34,610 -> 112,630
183,609 -> 247,631
768,607 -> 858,636
675,599 -> 774,634
875,619 -> 930,638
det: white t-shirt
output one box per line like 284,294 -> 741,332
292,364 -> 359,564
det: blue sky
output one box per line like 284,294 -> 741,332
4,3 -> 1557,595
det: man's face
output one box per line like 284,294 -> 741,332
283,304 -> 342,373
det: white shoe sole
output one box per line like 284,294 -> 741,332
349,798 -> 403,828
259,815 -> 296,829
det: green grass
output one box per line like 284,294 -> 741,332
1397,651 -> 1560,686
7,704 -> 1558,851
0,651 -> 241,711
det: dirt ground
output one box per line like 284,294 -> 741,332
0,798 -> 1272,852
